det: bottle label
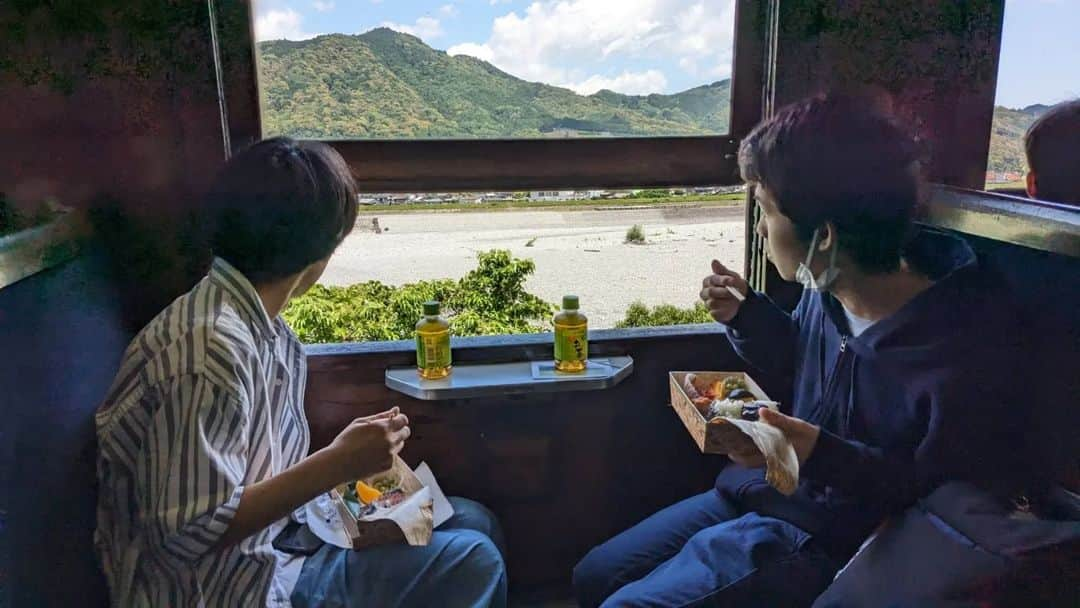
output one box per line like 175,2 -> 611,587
555,325 -> 588,362
417,332 -> 451,369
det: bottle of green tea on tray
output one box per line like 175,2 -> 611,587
554,295 -> 588,372
416,301 -> 451,379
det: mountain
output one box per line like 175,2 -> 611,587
259,29 -> 1040,174
987,104 -> 1051,175
258,29 -> 729,139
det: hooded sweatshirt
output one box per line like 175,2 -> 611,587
715,230 -> 1053,560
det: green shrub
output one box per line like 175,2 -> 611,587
629,188 -> 671,199
616,301 -> 712,328
625,224 -> 646,244
283,249 -> 554,343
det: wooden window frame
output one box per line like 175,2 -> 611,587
215,0 -> 767,192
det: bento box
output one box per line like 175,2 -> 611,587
668,371 -> 798,495
307,456 -> 453,550
668,371 -> 772,453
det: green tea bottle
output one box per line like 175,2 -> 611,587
554,295 -> 588,372
416,301 -> 451,379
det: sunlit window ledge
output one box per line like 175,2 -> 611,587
304,322 -> 727,358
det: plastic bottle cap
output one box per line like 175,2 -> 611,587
423,301 -> 440,316
562,295 -> 579,310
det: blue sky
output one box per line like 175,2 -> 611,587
996,0 -> 1080,108
254,0 -> 1078,106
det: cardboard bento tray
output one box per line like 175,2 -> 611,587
327,456 -> 436,550
668,371 -> 772,454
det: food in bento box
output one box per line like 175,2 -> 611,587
682,375 -> 710,407
354,481 -> 383,504
684,374 -> 752,408
371,474 -> 401,494
704,399 -> 779,423
342,474 -> 404,509
685,374 -> 748,399
682,374 -> 778,422
714,376 -> 748,400
373,488 -> 408,509
725,388 -> 756,402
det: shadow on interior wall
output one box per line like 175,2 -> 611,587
89,198 -> 212,332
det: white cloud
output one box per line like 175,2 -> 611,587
448,0 -> 736,95
254,8 -> 319,41
312,1 -> 335,12
440,3 -> 459,17
381,16 -> 444,40
564,70 -> 668,96
447,42 -> 495,62
490,0 -> 512,4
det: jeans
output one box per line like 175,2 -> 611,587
574,491 -> 839,607
291,497 -> 507,608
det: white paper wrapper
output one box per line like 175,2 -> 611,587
414,462 -> 454,528
722,418 -> 800,495
305,459 -> 454,549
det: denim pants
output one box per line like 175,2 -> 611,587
574,490 -> 840,607
291,497 -> 507,608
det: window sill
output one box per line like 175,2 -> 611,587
303,322 -> 727,360
0,210 -> 87,291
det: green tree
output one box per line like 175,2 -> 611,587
283,250 -> 553,344
616,302 -> 712,328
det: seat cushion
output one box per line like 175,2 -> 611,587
0,246 -> 132,607
813,482 -> 1080,607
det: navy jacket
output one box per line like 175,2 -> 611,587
716,231 -> 1054,560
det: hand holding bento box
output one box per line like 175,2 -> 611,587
668,371 -> 802,495
679,374 -> 819,467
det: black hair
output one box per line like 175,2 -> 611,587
1025,99 -> 1080,205
204,137 -> 358,284
739,93 -> 922,274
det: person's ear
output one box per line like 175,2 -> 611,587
818,222 -> 836,252
1026,171 -> 1038,199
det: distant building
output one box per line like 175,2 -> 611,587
366,193 -> 411,204
418,193 -> 455,203
544,128 -> 614,138
529,190 -> 578,201
985,171 -> 1023,184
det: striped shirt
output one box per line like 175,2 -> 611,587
95,258 -> 311,607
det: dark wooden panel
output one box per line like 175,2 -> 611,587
729,0 -> 768,139
771,0 -> 1006,190
329,136 -> 741,192
212,0 -> 263,154
303,329 -> 747,592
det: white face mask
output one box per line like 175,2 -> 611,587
794,228 -> 839,291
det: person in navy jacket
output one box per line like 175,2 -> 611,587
573,94 -> 1055,607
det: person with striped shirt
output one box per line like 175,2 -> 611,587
95,138 -> 507,607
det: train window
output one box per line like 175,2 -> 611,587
238,1 -> 765,343
283,186 -> 747,343
985,0 -> 1080,193
253,1 -> 738,141
243,0 -> 764,191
